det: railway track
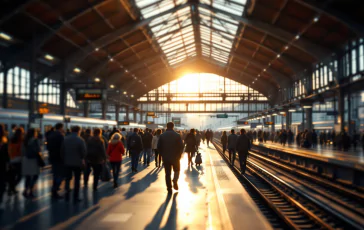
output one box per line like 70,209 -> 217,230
212,139 -> 364,230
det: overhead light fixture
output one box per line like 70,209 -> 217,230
277,54 -> 281,58
268,63 -> 271,66
0,32 -> 12,41
45,54 -> 54,61
125,69 -> 128,73
279,111 -> 286,115
95,47 -> 99,51
263,69 -> 266,71
110,58 -> 114,62
123,91 -> 127,95
258,74 -> 260,77
110,85 -> 115,89
303,105 -> 312,109
285,46 -> 289,50
138,80 -> 141,83
266,115 -> 271,117
252,81 -> 255,84
288,108 -> 296,112
295,35 -> 300,40
313,17 -> 319,22
272,113 -> 278,116
131,95 -> 134,98
74,68 -> 81,73
94,78 -> 100,82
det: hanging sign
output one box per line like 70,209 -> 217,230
76,89 -> 103,100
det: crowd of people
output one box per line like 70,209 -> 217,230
222,128 -> 364,151
0,122 -> 220,204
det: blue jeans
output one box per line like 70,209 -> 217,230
143,148 -> 152,164
131,151 -> 139,170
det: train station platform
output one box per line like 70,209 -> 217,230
252,141 -> 364,175
0,143 -> 272,230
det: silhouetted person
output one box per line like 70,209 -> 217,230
221,131 -> 227,153
47,123 -> 65,199
61,126 -> 86,203
227,129 -> 238,164
158,122 -> 183,194
236,129 -> 251,174
184,129 -> 197,166
128,128 -> 143,172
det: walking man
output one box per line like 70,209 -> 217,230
227,129 -> 238,164
141,129 -> 153,166
47,123 -> 65,199
236,129 -> 251,174
158,122 -> 183,194
61,126 -> 86,203
128,128 -> 143,172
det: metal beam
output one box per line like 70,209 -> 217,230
191,3 -> 202,57
0,0 -> 36,26
65,2 -> 191,68
203,43 -> 292,87
295,0 -> 364,38
198,3 -> 331,60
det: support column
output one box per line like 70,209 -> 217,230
271,116 -> 275,133
304,107 -> 313,131
301,109 -> 305,132
125,106 -> 130,121
133,110 -> 137,122
115,104 -> 120,123
101,101 -> 107,120
28,32 -> 37,125
286,110 -> 291,131
83,102 -> 89,117
348,92 -> 352,134
140,111 -> 143,124
59,63 -> 67,115
337,88 -> 345,132
2,65 -> 9,109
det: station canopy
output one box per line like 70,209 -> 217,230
0,0 -> 362,101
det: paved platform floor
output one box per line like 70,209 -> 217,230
0,143 -> 272,230
253,141 -> 364,165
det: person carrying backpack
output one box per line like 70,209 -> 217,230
127,128 -> 143,172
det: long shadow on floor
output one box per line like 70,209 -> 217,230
184,165 -> 203,194
124,167 -> 162,200
144,193 -> 178,230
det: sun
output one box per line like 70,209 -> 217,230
176,73 -> 200,93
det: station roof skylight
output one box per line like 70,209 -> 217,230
136,0 -> 247,66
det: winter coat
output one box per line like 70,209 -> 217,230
61,133 -> 87,167
47,130 -> 64,164
107,140 -> 125,162
227,134 -> 238,149
221,135 -> 228,145
86,136 -> 107,164
152,135 -> 160,150
184,133 -> 197,153
142,132 -> 153,149
236,134 -> 251,153
9,141 -> 22,163
22,138 -> 41,176
157,129 -> 183,163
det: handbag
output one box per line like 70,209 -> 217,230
37,152 -> 46,167
101,161 -> 112,182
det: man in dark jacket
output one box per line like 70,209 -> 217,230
61,126 -> 86,203
227,129 -> 238,164
142,129 -> 153,166
236,129 -> 251,174
157,122 -> 183,194
47,123 -> 65,199
127,128 -> 143,172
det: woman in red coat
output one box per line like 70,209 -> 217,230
107,133 -> 125,188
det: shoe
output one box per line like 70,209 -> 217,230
173,181 -> 178,190
113,183 -> 118,189
134,169 -> 138,173
147,164 -> 150,166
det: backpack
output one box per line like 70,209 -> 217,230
129,135 -> 139,149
